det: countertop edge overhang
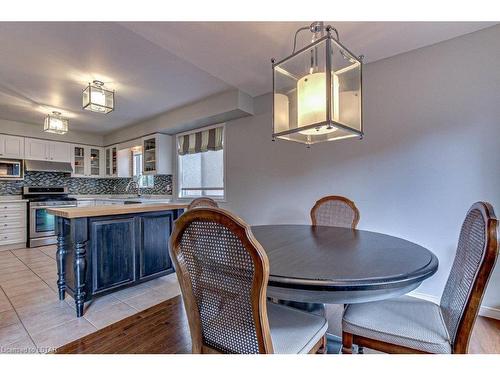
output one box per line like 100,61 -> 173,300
47,203 -> 188,218
267,255 -> 439,291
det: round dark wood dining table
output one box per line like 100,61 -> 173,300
251,225 -> 439,305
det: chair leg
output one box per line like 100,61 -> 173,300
342,331 -> 353,354
317,335 -> 327,354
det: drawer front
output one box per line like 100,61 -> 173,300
0,216 -> 26,229
0,229 -> 26,245
0,202 -> 26,211
0,211 -> 25,221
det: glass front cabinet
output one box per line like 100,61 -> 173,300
72,146 -> 86,177
105,145 -> 118,177
71,144 -> 104,178
141,134 -> 172,175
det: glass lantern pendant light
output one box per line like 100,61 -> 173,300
272,22 -> 363,146
43,111 -> 69,134
82,80 -> 114,114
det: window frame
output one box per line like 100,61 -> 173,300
175,123 -> 226,202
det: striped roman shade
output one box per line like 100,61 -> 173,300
178,126 -> 224,155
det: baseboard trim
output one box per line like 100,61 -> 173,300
409,291 -> 500,321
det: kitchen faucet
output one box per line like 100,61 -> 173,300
126,179 -> 141,197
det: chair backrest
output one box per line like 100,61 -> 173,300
310,195 -> 360,229
169,207 -> 274,354
439,202 -> 498,353
187,197 -> 219,210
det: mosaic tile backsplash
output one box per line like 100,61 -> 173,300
0,172 -> 173,196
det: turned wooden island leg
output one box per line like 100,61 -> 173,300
55,217 -> 66,300
72,218 -> 88,318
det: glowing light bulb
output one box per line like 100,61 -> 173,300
297,72 -> 340,136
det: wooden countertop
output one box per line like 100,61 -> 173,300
47,203 -> 188,219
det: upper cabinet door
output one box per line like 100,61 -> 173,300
89,148 -> 102,177
71,145 -> 104,178
72,145 -> 86,177
105,146 -> 118,177
24,138 -> 49,160
117,148 -> 131,178
25,138 -> 70,162
0,135 -> 24,159
48,142 -> 71,162
142,136 -> 156,175
142,134 -> 172,175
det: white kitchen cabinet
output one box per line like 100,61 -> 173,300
89,147 -> 103,177
24,138 -> 48,160
0,201 -> 27,250
104,145 -> 118,177
142,133 -> 172,175
71,145 -> 104,178
24,138 -> 70,162
117,148 -> 132,177
49,142 -> 71,162
0,134 -> 24,159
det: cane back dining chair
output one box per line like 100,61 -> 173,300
169,207 -> 328,354
187,197 -> 219,210
310,195 -> 360,229
341,202 -> 499,354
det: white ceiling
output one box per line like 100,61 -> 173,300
0,22 -> 496,134
122,22 -> 497,97
0,22 -> 231,134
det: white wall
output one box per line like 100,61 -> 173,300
223,25 -> 500,311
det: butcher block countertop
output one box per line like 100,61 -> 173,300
47,203 -> 188,219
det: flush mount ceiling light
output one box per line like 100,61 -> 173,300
43,111 -> 69,134
82,80 -> 114,114
272,22 -> 363,146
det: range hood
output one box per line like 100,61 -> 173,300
25,160 -> 73,173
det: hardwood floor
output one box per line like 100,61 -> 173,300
55,296 -> 500,354
55,296 -> 191,354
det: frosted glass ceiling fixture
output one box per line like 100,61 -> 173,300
272,22 -> 363,146
43,111 -> 69,135
82,80 -> 114,114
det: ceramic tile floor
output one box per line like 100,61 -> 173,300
0,245 -> 181,354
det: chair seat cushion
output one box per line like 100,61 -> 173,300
267,302 -> 328,354
342,296 -> 451,354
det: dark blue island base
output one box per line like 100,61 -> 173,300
52,206 -> 185,317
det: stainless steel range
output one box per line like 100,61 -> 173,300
23,186 -> 77,247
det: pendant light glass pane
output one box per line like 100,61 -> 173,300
330,39 -> 362,132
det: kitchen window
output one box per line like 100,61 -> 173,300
177,124 -> 225,199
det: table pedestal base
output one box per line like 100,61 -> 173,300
326,333 -> 342,354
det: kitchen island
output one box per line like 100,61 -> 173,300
48,203 -> 188,317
